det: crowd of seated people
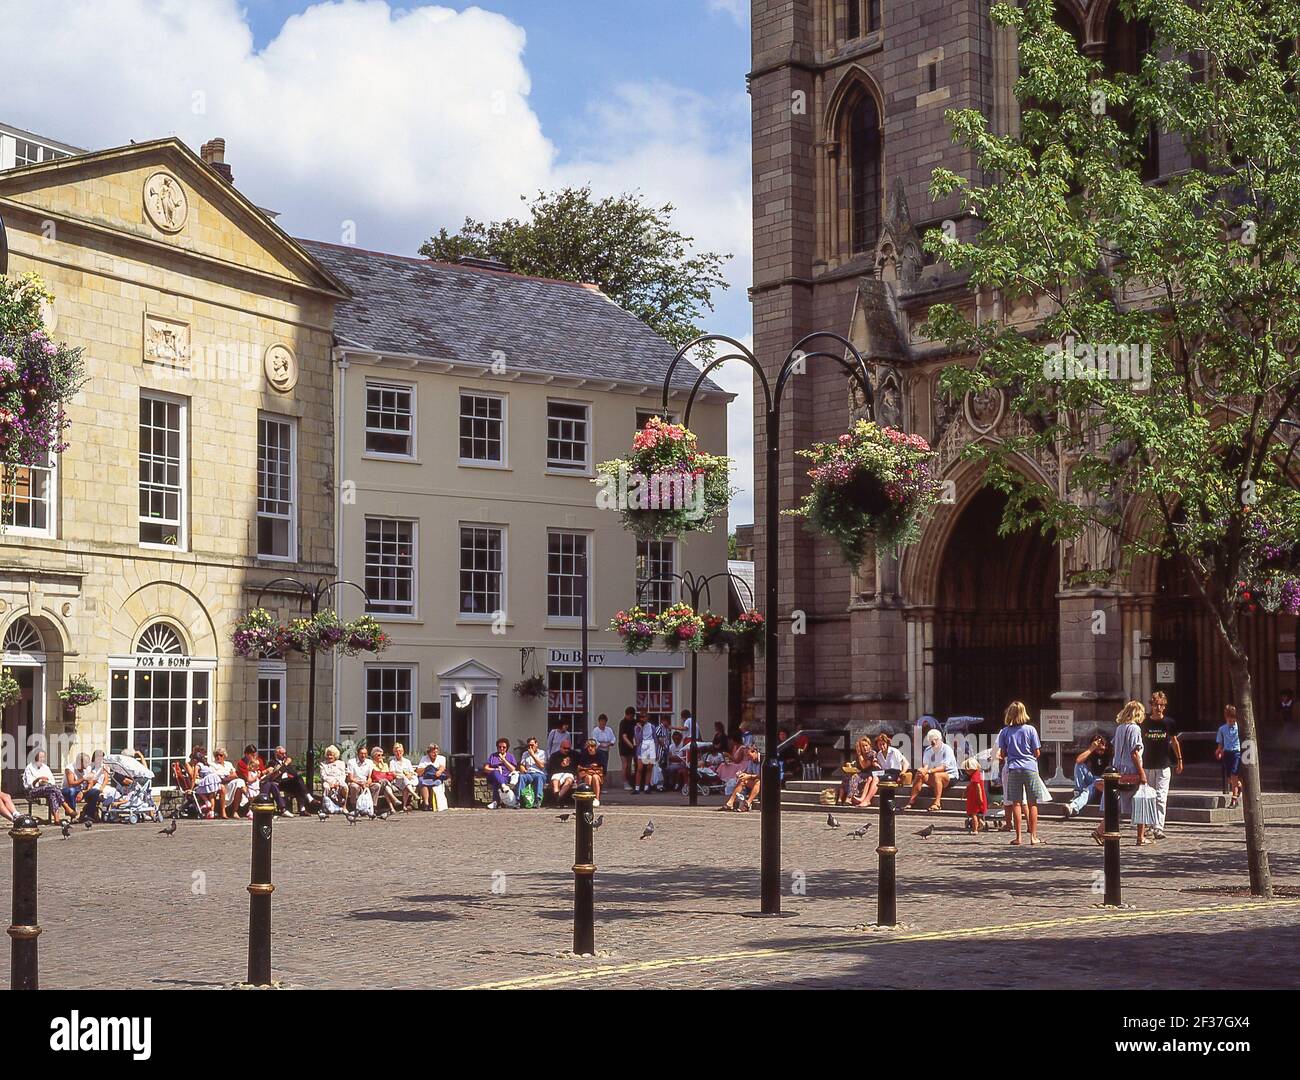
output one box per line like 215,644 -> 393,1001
0,747 -> 158,824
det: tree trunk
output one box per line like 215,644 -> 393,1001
1227,650 -> 1273,898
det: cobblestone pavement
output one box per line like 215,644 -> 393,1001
5,797 -> 1300,990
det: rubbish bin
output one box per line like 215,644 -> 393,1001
450,753 -> 475,808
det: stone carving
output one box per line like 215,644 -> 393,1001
932,375 -> 960,444
874,181 -> 924,286
264,343 -> 298,393
144,314 -> 191,368
877,369 -> 903,428
143,171 -> 188,233
935,393 -> 1059,491
963,386 -> 1004,435
1063,463 -> 1122,583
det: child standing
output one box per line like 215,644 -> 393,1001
963,756 -> 988,832
1216,704 -> 1244,809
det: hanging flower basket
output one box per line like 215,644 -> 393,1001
57,673 -> 102,709
312,609 -> 347,649
727,608 -> 765,654
595,417 -> 733,540
231,608 -> 289,659
1237,574 -> 1300,616
786,419 -> 941,566
610,606 -> 659,654
342,615 -> 391,655
0,276 -> 88,476
700,611 -> 729,653
658,602 -> 706,652
0,667 -> 18,710
1236,512 -> 1300,616
514,675 -> 547,699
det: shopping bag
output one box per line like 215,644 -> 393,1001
1131,783 -> 1159,826
355,788 -> 374,816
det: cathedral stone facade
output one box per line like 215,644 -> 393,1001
748,1 -> 1297,746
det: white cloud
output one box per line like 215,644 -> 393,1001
706,0 -> 749,27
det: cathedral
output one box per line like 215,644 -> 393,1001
747,0 -> 1298,751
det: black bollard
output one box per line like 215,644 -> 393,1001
246,799 -> 276,986
1102,771 -> 1121,907
876,781 -> 898,927
8,814 -> 40,990
572,790 -> 596,954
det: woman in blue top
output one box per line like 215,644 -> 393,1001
996,701 -> 1049,845
1216,704 -> 1243,808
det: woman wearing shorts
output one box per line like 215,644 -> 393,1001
996,701 -> 1050,845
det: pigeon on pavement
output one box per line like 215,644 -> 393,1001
639,819 -> 655,840
592,815 -> 604,829
345,812 -> 358,826
917,824 -> 935,839
60,821 -> 72,839
157,817 -> 178,837
849,823 -> 871,839
557,813 -> 571,822
826,813 -> 841,829
317,810 -> 329,822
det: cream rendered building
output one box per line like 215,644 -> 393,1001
303,241 -> 733,764
0,138 -> 348,791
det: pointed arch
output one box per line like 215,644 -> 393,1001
824,65 -> 886,262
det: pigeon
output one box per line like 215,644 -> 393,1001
83,819 -> 93,830
345,811 -> 358,826
317,810 -> 329,822
639,819 -> 655,840
592,815 -> 604,829
556,813 -> 571,822
158,817 -> 178,837
849,823 -> 871,839
377,811 -> 391,821
60,820 -> 72,839
826,813 -> 841,829
917,824 -> 935,839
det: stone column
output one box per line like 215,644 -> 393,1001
1055,587 -> 1127,731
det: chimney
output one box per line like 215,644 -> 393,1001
455,254 -> 510,272
200,137 -> 233,183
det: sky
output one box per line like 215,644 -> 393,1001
0,0 -> 758,526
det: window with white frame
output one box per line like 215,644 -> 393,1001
365,666 -> 413,748
0,455 -> 55,535
547,531 -> 589,621
365,517 -> 416,616
459,392 -> 505,464
635,408 -> 676,433
459,525 -> 503,616
547,669 -> 586,733
139,392 -> 187,548
635,539 -> 675,614
364,381 -> 414,457
546,400 -> 590,472
257,415 -> 296,559
256,673 -> 284,758
636,671 -> 674,723
13,139 -> 40,167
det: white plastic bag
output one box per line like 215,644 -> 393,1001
1131,783 -> 1159,826
355,787 -> 374,816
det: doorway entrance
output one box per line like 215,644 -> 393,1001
2,617 -> 47,796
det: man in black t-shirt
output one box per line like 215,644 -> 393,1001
1144,691 -> 1183,840
547,741 -> 579,806
618,706 -> 638,792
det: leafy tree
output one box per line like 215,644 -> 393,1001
421,187 -> 730,348
924,0 -> 1300,896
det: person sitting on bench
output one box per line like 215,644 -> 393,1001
902,729 -> 957,812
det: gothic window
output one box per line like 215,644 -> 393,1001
849,95 -> 883,256
1103,8 -> 1160,181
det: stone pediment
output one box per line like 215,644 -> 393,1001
437,658 -> 503,684
0,138 -> 348,299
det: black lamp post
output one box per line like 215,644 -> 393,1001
253,577 -> 369,786
662,332 -> 873,915
635,569 -> 755,806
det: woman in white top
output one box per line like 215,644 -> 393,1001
23,749 -> 67,823
319,745 -> 349,814
635,713 -> 659,794
416,744 -> 448,811
389,743 -> 420,811
63,752 -> 101,821
210,748 -> 246,818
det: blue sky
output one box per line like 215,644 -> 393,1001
4,0 -> 757,522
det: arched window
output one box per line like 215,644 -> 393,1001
2,618 -> 43,656
848,95 -> 883,256
135,622 -> 185,655
1103,7 -> 1159,181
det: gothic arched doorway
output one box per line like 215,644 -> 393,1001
931,486 -> 1059,724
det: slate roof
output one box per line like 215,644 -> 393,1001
299,239 -> 726,396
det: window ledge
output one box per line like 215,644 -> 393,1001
363,453 -> 419,464
458,460 -> 510,471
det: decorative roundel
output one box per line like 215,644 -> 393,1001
143,171 -> 189,233
264,343 -> 298,393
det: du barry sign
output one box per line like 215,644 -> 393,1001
547,647 -> 685,670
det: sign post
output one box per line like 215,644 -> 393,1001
1039,709 -> 1075,787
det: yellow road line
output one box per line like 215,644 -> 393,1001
460,897 -> 1300,990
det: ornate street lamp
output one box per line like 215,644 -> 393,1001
635,568 -> 755,806
661,332 -> 873,915
253,577 -> 369,785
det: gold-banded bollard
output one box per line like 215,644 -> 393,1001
876,781 -> 898,927
572,790 -> 596,954
246,799 -> 277,985
8,814 -> 40,990
1102,771 -> 1121,907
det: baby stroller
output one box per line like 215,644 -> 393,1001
100,753 -> 163,824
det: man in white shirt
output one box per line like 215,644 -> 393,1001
679,709 -> 700,741
346,745 -> 374,811
591,714 -> 617,769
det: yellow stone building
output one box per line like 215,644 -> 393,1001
0,138 -> 348,792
